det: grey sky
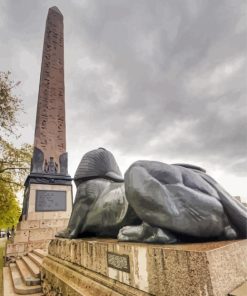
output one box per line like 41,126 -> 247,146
0,0 -> 246,198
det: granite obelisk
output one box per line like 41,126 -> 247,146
33,6 -> 67,175
22,6 -> 72,219
6,7 -> 72,258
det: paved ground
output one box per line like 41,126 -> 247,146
0,238 -> 6,296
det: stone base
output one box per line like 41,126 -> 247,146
23,183 -> 73,221
6,181 -> 73,259
41,238 -> 247,296
6,240 -> 50,258
6,218 -> 69,257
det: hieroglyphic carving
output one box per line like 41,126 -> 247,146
33,7 -> 67,175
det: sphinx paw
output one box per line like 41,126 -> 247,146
224,225 -> 237,240
55,228 -> 72,238
118,222 -> 178,244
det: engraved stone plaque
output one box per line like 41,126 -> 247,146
35,190 -> 66,212
107,252 -> 130,273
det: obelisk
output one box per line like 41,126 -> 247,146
20,6 -> 72,223
32,6 -> 67,175
6,5 -> 72,260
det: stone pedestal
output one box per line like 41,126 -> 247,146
22,183 -> 72,221
6,218 -> 69,257
6,182 -> 72,258
41,238 -> 247,296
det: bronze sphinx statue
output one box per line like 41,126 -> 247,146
56,148 -> 247,243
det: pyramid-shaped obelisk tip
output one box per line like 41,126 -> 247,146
49,6 -> 63,16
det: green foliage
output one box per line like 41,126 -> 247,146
0,180 -> 21,228
0,139 -> 32,190
0,71 -> 22,136
0,71 -> 32,228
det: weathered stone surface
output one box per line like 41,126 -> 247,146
40,218 -> 68,229
42,238 -> 247,296
33,6 -> 66,174
3,266 -> 43,296
6,240 -> 51,257
26,240 -> 51,253
13,230 -> 29,243
6,218 -> 68,257
42,255 -> 149,296
17,218 -> 69,230
42,258 -> 125,296
17,220 -> 40,230
6,243 -> 25,255
29,228 -> 54,242
229,281 -> 247,296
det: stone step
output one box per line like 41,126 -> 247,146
6,240 -> 51,258
27,253 -> 43,268
16,258 -> 41,286
32,249 -> 47,259
22,255 -> 40,278
229,281 -> 247,296
9,263 -> 42,295
3,267 -> 43,296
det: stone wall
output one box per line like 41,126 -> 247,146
6,218 -> 69,257
42,238 -> 247,296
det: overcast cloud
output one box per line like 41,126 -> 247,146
0,0 -> 246,199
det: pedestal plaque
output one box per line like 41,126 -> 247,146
35,190 -> 66,212
107,252 -> 130,273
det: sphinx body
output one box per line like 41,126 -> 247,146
56,148 -> 140,239
56,148 -> 247,243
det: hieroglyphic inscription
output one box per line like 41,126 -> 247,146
33,7 -> 66,174
107,252 -> 130,273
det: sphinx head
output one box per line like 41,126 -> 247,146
74,148 -> 123,186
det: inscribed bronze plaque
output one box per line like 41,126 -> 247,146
107,252 -> 130,273
35,190 -> 66,212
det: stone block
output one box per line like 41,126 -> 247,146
42,211 -> 70,220
6,243 -> 25,255
29,228 -> 54,241
42,258 -> 124,296
39,218 -> 68,229
45,238 -> 247,296
6,240 -> 51,257
26,212 -> 42,221
13,230 -> 29,243
229,281 -> 247,296
26,240 -> 51,252
7,218 -> 69,257
18,220 -> 40,230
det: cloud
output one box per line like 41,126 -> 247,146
0,0 -> 246,197
66,0 -> 247,172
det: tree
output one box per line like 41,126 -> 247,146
0,179 -> 21,229
0,71 -> 32,229
0,71 -> 22,135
